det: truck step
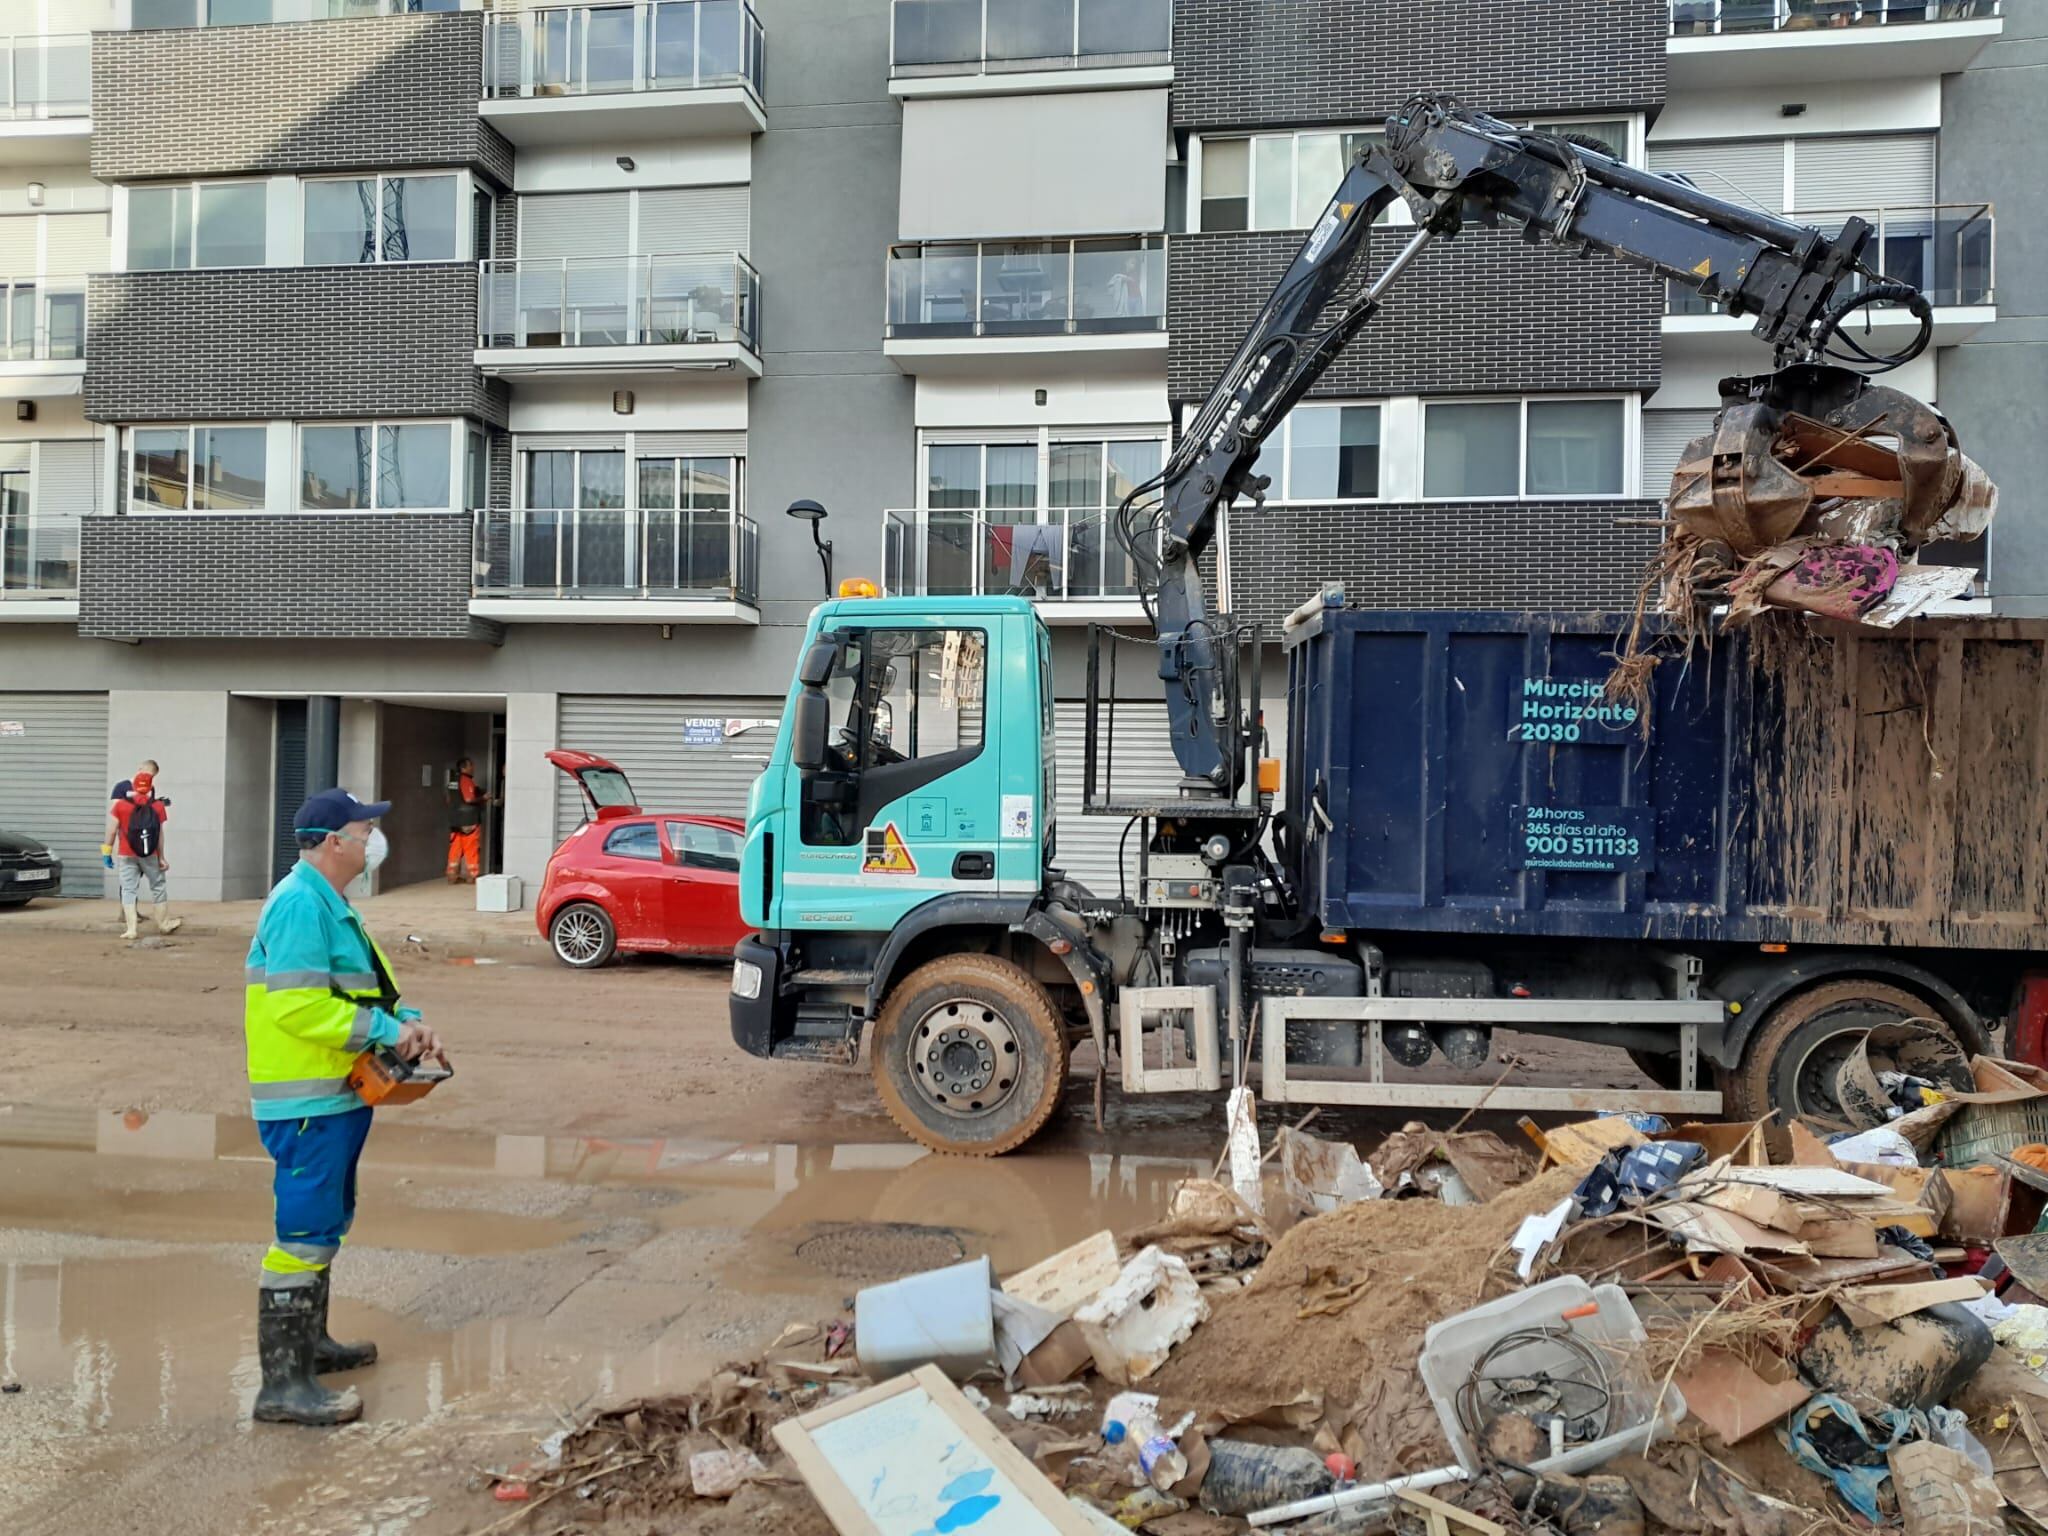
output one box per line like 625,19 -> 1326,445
771,1037 -> 859,1066
788,968 -> 873,988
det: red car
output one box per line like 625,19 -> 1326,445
539,750 -> 750,969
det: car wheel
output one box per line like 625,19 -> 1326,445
549,902 -> 617,969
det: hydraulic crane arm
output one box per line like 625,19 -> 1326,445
1130,94 -> 1940,794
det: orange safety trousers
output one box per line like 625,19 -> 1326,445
446,827 -> 481,877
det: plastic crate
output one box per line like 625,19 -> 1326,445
1418,1276 -> 1687,1476
1939,1097 -> 2048,1170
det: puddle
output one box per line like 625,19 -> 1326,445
0,1101 -> 1205,1438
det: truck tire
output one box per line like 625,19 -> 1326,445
869,954 -> 1069,1157
1726,978 -> 1951,1125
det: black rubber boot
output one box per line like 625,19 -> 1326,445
311,1271 -> 378,1374
252,1284 -> 363,1426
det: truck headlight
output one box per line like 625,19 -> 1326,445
731,959 -> 763,1001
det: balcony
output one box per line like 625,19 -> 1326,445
0,277 -> 87,396
884,237 -> 1166,374
471,506 -> 760,623
0,505 -> 78,622
1667,0 -> 2001,85
0,34 -> 89,164
1663,204 -> 1995,353
882,507 -> 1149,621
889,0 -> 1170,95
481,0 -> 765,145
477,254 -> 761,379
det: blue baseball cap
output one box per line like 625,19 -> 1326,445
294,788 -> 392,834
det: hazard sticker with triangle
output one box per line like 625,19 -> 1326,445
862,823 -> 919,876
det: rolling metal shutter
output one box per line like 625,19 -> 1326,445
1642,409 -> 1717,499
1051,700 -> 1181,897
44,212 -> 108,276
520,192 -> 630,260
36,440 -> 98,520
0,692 -> 109,897
553,695 -> 782,840
1792,135 -> 1935,215
634,431 -> 747,458
272,700 -> 306,886
638,186 -> 750,257
1647,140 -> 1785,217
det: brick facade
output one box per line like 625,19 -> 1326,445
79,512 -> 499,644
1167,226 -> 1664,404
1225,501 -> 1662,628
85,265 -> 506,426
1172,0 -> 1666,131
91,12 -> 509,185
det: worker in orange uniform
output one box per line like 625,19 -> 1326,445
445,757 -> 485,884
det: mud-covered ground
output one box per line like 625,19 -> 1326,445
0,885 -> 1656,1535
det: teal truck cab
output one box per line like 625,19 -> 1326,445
730,593 -> 1123,1154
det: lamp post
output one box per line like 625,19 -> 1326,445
786,498 -> 833,598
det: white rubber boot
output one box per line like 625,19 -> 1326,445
121,903 -> 139,940
154,902 -> 182,935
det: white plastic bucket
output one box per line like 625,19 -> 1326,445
855,1256 -> 997,1380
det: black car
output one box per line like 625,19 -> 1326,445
0,830 -> 62,906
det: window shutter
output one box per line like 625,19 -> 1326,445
518,192 -> 629,261
1648,140 -> 1785,217
637,186 -> 749,257
1642,409 -> 1718,498
1792,135 -> 1935,216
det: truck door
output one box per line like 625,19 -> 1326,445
779,622 -> 1000,931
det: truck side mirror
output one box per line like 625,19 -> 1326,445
798,637 -> 839,688
792,687 -> 830,772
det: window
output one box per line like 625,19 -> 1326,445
132,0 -> 199,25
128,182 -> 267,271
1524,118 -> 1634,165
803,626 -> 987,847
466,428 -> 488,511
637,456 -> 736,512
1279,404 -> 1380,501
1424,398 -> 1627,500
300,422 -> 453,510
1200,130 -> 1383,232
525,449 -> 625,509
603,822 -> 663,861
671,822 -> 741,873
129,426 -> 268,512
303,174 -> 457,265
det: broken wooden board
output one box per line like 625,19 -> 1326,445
1705,1165 -> 1896,1198
1648,1201 -> 1811,1257
1003,1232 -> 1121,1319
1747,1247 -> 1937,1293
1532,1117 -> 1646,1169
774,1364 -> 1100,1536
1675,1350 -> 1813,1444
1395,1487 -> 1508,1536
1834,1277 -> 1991,1330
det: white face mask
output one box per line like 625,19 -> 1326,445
363,827 -> 390,874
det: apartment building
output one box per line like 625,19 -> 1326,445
0,0 -> 2032,906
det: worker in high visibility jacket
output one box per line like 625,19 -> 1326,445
245,788 -> 447,1427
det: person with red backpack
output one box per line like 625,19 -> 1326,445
103,768 -> 180,941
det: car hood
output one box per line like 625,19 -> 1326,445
0,829 -> 51,857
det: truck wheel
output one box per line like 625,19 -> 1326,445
869,954 -> 1069,1157
1727,979 -> 1949,1125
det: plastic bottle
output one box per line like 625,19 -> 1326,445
1199,1439 -> 1336,1517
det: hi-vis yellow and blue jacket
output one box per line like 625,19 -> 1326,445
244,859 -> 418,1120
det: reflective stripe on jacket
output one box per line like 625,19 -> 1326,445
245,859 -> 406,1120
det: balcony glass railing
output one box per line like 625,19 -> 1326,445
473,507 -> 759,605
0,34 -> 87,120
0,278 -> 86,361
1666,204 -> 1994,315
0,504 -> 78,600
479,255 -> 760,351
1668,0 -> 1998,34
883,507 -> 1156,602
484,1 -> 764,100
886,238 -> 1165,339
890,0 -> 1170,75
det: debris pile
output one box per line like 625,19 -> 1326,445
473,1055 -> 2048,1536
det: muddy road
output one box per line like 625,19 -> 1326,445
0,895 -> 1656,1534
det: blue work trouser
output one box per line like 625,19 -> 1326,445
256,1106 -> 373,1289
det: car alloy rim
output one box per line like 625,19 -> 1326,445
907,997 -> 1020,1120
556,909 -> 606,962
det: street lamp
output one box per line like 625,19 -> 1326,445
786,498 -> 833,598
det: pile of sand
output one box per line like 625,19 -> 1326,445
1153,1167 -> 1582,1476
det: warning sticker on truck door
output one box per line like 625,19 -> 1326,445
862,823 -> 920,876
1509,805 -> 1656,873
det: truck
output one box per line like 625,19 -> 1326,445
730,97 -> 2026,1154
